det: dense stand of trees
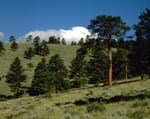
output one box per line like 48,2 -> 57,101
129,8 -> 150,79
29,54 -> 69,95
33,39 -> 50,56
1,8 -> 149,97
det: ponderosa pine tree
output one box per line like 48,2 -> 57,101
88,15 -> 129,86
48,54 -> 68,93
0,41 -> 5,54
69,45 -> 88,87
33,36 -> 40,44
113,48 -> 128,80
71,41 -> 77,45
116,38 -> 134,79
24,47 -> 34,59
9,36 -> 16,42
30,58 -> 50,95
26,35 -> 33,42
10,41 -> 18,51
33,36 -> 40,55
87,45 -> 108,84
40,40 -> 50,56
78,38 -> 84,45
48,36 -> 60,44
131,8 -> 150,79
6,57 -> 27,98
61,38 -> 66,45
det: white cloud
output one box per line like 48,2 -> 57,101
0,32 -> 4,41
24,26 -> 91,44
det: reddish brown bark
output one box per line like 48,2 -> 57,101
108,47 -> 112,86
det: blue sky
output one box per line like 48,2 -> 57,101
0,0 -> 150,41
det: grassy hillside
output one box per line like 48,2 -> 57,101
0,78 -> 149,119
0,43 -> 79,95
0,43 -> 150,119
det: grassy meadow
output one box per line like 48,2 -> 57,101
0,78 -> 149,119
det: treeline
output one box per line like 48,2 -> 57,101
26,35 -> 84,45
0,8 -> 149,98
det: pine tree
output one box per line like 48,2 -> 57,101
0,41 -> 5,54
33,36 -> 40,44
71,41 -> 77,45
26,35 -> 33,42
6,57 -> 27,98
88,15 -> 129,86
87,46 -> 108,84
48,54 -> 68,93
10,41 -> 18,51
40,40 -> 50,56
9,36 -> 16,42
61,38 -> 66,45
33,37 -> 40,55
78,38 -> 84,45
48,36 -> 59,44
69,46 -> 88,87
24,47 -> 34,59
131,8 -> 150,79
30,58 -> 50,95
113,48 -> 128,80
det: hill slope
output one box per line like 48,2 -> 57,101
0,79 -> 149,119
0,43 -> 79,95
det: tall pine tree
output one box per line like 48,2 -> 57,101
130,8 -> 150,79
48,54 -> 68,93
30,58 -> 50,95
87,45 -> 108,84
88,15 -> 129,86
70,45 -> 88,87
6,57 -> 27,98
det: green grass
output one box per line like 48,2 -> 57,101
0,43 -> 150,119
0,43 -> 79,95
0,78 -> 149,119
0,43 -> 79,76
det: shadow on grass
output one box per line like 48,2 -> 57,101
74,93 -> 150,106
112,79 -> 141,86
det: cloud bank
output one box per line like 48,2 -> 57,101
25,26 -> 91,43
0,32 -> 4,40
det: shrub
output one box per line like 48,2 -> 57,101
27,62 -> 34,70
127,109 -> 146,119
131,100 -> 148,108
87,102 -> 106,112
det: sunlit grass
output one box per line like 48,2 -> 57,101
0,43 -> 79,95
0,79 -> 149,119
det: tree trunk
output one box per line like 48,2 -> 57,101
108,30 -> 112,87
125,62 -> 128,79
108,47 -> 112,86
